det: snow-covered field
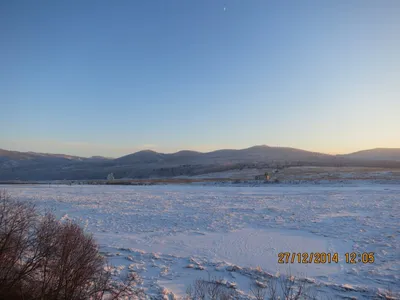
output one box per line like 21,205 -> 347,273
3,184 -> 399,299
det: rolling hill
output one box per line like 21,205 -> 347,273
341,148 -> 400,161
0,146 -> 399,181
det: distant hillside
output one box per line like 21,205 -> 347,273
115,150 -> 166,164
0,149 -> 85,161
0,149 -> 110,178
0,149 -> 112,163
1,146 -> 400,181
0,149 -> 38,160
115,146 -> 333,165
201,145 -> 331,164
0,149 -> 84,168
341,148 -> 400,161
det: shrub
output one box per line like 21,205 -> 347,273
0,190 -> 142,300
185,274 -> 329,300
185,277 -> 239,300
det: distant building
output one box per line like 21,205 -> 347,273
107,173 -> 115,181
255,172 -> 270,181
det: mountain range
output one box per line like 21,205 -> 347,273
0,146 -> 399,181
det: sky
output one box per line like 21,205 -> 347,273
1,0 -> 399,157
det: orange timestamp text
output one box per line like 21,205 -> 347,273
278,252 -> 339,264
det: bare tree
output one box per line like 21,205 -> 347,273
250,282 -> 267,300
267,278 -> 279,300
185,277 -> 237,300
0,190 -> 37,298
0,190 -> 143,300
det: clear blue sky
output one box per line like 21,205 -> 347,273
1,0 -> 399,157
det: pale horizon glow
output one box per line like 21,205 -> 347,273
1,1 -> 399,157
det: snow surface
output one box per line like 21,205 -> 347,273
3,184 -> 399,299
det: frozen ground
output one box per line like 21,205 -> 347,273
3,184 -> 399,299
186,166 -> 400,184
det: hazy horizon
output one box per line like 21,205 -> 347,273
1,1 -> 399,157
